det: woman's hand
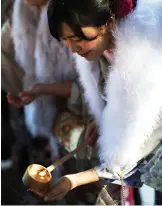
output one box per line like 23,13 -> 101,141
7,92 -> 25,108
34,169 -> 99,202
43,169 -> 99,202
19,83 -> 43,99
7,92 -> 35,108
44,175 -> 76,201
84,121 -> 98,147
7,84 -> 43,108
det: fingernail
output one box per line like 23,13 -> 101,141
44,196 -> 48,201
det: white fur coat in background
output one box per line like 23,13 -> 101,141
12,0 -> 76,137
75,0 -> 162,175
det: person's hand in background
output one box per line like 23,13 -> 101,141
84,121 -> 98,147
7,83 -> 42,107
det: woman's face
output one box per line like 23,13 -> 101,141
25,0 -> 47,8
61,18 -> 114,61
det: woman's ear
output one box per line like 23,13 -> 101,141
100,16 -> 115,34
106,15 -> 115,32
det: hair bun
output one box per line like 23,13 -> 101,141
113,0 -> 135,18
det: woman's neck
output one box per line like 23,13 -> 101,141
103,50 -> 114,64
104,20 -> 120,63
104,33 -> 115,64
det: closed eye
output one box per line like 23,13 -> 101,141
62,35 -> 98,42
87,36 -> 98,41
62,37 -> 81,42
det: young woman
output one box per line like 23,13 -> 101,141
5,0 -> 77,137
40,0 -> 162,201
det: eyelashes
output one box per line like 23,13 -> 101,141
87,36 -> 98,41
62,35 -> 98,43
74,35 -> 98,42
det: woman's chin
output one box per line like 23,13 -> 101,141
83,52 -> 100,61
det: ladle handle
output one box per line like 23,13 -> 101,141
47,143 -> 87,172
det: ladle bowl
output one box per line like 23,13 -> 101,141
22,164 -> 52,195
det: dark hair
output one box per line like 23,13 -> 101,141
47,0 -> 114,40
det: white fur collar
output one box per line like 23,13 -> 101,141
99,0 -> 162,172
75,54 -> 105,123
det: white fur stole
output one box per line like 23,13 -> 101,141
12,0 -> 76,136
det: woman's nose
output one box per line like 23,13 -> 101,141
64,40 -> 81,53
